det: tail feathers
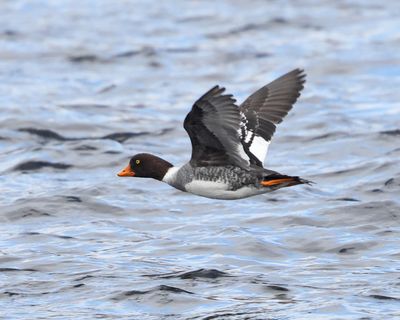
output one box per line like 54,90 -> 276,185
261,174 -> 313,187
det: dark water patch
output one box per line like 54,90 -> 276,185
19,126 -> 171,143
97,84 -> 116,93
10,208 -> 51,219
112,50 -> 143,58
369,294 -> 400,301
266,285 -> 289,292
223,50 -> 272,62
323,201 -> 400,228
113,46 -> 156,59
148,60 -> 162,68
310,132 -> 347,141
126,285 -> 193,295
18,127 -> 91,142
177,15 -> 213,23
24,232 -> 41,236
271,17 -> 288,24
387,147 -> 400,155
3,291 -> 20,297
73,283 -> 85,288
19,128 -> 67,140
125,103 -> 147,109
380,129 -> 400,136
208,24 -> 261,38
103,150 -> 121,154
69,46 -> 171,65
24,209 -> 50,218
102,128 -> 172,142
254,52 -> 271,58
14,161 -> 72,171
194,310 -> 268,320
335,197 -> 360,202
146,268 -> 230,280
179,269 -> 229,279
68,54 -> 103,63
376,229 -> 393,236
101,132 -> 149,143
385,178 -> 394,186
157,285 -> 193,294
320,163 -> 371,177
73,145 -> 98,151
384,177 -> 400,188
0,267 -> 37,272
52,234 -> 75,239
2,29 -> 19,37
22,231 -> 75,240
74,275 -> 94,282
114,285 -> 194,301
339,247 -> 355,253
63,196 -> 82,203
165,47 -> 198,53
209,20 -> 284,38
370,188 -> 383,193
300,23 -> 322,30
60,103 -> 111,109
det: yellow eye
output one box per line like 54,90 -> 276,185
135,159 -> 141,165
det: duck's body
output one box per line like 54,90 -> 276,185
163,163 -> 263,200
161,163 -> 305,200
118,69 -> 311,200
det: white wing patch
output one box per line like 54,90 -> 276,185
249,135 -> 270,164
239,112 -> 271,165
236,142 -> 250,163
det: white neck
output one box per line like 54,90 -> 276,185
162,166 -> 181,185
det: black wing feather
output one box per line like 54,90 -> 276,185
239,69 -> 306,166
184,86 -> 249,168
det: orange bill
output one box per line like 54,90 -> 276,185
261,178 -> 294,187
117,165 -> 135,177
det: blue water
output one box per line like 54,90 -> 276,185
1,1 -> 400,319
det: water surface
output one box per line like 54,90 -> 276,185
1,1 -> 400,319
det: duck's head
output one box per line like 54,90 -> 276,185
117,153 -> 173,181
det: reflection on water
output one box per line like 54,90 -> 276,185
1,0 -> 400,319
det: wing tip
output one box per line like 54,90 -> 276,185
209,85 -> 225,95
201,85 -> 225,98
291,68 -> 306,84
196,85 -> 239,106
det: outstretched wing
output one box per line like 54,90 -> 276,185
239,69 -> 306,166
184,86 -> 250,168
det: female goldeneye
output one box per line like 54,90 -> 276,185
118,69 -> 311,200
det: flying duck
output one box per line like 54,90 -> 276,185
118,69 -> 311,200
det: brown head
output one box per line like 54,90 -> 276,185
117,153 -> 173,181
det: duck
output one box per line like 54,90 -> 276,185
117,69 -> 311,200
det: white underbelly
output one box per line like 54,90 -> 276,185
184,180 -> 267,200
